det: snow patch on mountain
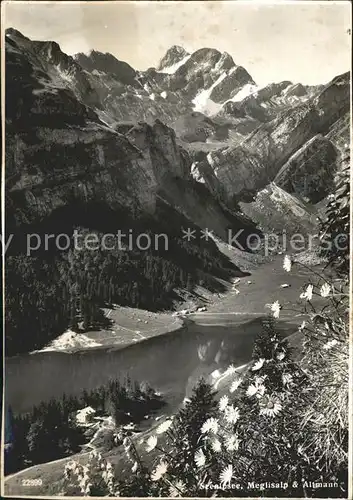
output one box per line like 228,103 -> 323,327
228,83 -> 259,102
159,54 -> 191,74
192,72 -> 228,115
92,69 -> 105,77
228,66 -> 237,76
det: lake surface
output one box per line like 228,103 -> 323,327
5,317 -> 298,414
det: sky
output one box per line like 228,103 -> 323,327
3,1 -> 351,86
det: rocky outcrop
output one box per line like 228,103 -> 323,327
190,153 -> 225,199
6,28 -> 101,109
274,135 -> 338,203
172,112 -> 232,143
314,72 -> 350,131
75,50 -> 137,86
204,103 -> 321,200
202,72 -> 350,202
218,80 -> 321,123
239,183 -> 318,236
325,112 -> 350,154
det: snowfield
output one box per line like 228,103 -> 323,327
192,71 -> 228,115
159,54 -> 191,74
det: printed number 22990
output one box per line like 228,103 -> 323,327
22,479 -> 43,486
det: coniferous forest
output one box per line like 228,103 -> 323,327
6,200 -> 249,356
5,377 -> 164,475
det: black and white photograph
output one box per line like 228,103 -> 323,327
1,1 -> 351,498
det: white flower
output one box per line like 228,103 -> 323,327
81,465 -> 90,476
283,255 -> 292,272
224,364 -> 237,376
276,350 -> 286,361
229,377 -> 242,393
247,384 -> 258,397
131,461 -> 138,473
194,448 -> 206,467
224,434 -> 240,451
299,321 -> 306,331
211,438 -> 222,452
219,395 -> 229,412
246,382 -> 266,398
201,417 -> 219,434
260,402 -> 282,417
282,373 -> 293,386
270,301 -> 281,318
79,477 -> 90,493
252,358 -> 265,371
323,339 -> 339,350
146,435 -> 158,452
224,405 -> 240,424
168,480 -> 186,497
156,419 -> 172,434
219,464 -> 233,487
320,283 -> 331,298
151,461 -> 168,481
102,469 -> 114,483
259,396 -> 282,417
300,284 -> 313,301
254,375 -> 267,384
83,482 -> 93,495
297,445 -> 305,456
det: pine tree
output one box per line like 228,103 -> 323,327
170,380 -> 217,456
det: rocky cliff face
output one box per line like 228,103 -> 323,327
274,135 -> 338,203
74,50 -> 138,86
218,80 -> 322,123
239,183 -> 318,236
6,29 -> 101,110
6,28 -> 256,244
199,72 -> 350,203
5,28 -> 350,234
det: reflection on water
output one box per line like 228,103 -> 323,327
5,317 -> 298,414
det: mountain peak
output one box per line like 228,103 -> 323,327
75,50 -> 137,85
5,27 -> 28,40
157,45 -> 190,71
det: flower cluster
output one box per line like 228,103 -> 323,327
64,450 -> 118,496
